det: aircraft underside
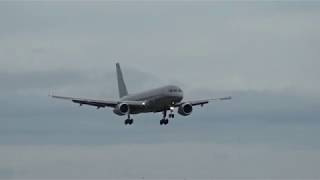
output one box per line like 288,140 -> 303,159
124,96 -> 180,125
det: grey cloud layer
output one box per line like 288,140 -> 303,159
2,143 -> 320,179
1,2 -> 320,178
1,2 -> 320,94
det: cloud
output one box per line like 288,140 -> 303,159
0,2 -> 320,179
1,143 -> 320,179
0,70 -> 86,93
1,89 -> 320,148
1,2 -> 320,95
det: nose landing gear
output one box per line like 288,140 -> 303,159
169,106 -> 175,119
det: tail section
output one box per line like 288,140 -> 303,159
116,63 -> 128,98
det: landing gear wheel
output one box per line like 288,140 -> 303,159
160,119 -> 169,125
125,111 -> 133,125
169,114 -> 175,118
125,119 -> 134,125
160,110 -> 171,125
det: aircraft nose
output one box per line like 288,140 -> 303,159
179,88 -> 184,96
179,91 -> 184,100
166,86 -> 183,99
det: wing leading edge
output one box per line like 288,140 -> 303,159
176,96 -> 232,107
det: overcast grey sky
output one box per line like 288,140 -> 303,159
1,1 -> 320,179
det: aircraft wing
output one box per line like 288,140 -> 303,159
51,95 -> 145,108
176,96 -> 232,107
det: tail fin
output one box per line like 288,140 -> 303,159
116,63 -> 128,98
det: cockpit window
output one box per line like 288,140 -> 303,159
169,88 -> 182,93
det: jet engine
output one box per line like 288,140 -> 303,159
178,103 -> 193,116
113,103 -> 129,116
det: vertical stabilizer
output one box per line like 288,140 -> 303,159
116,63 -> 128,98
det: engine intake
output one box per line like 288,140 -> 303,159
113,103 -> 129,116
178,103 -> 193,116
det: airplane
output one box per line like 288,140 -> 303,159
51,63 -> 232,125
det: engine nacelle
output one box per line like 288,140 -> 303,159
178,103 -> 193,116
113,103 -> 129,116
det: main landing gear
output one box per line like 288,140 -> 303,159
125,113 -> 133,125
125,118 -> 133,125
160,119 -> 168,125
160,110 -> 168,125
160,107 -> 175,126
